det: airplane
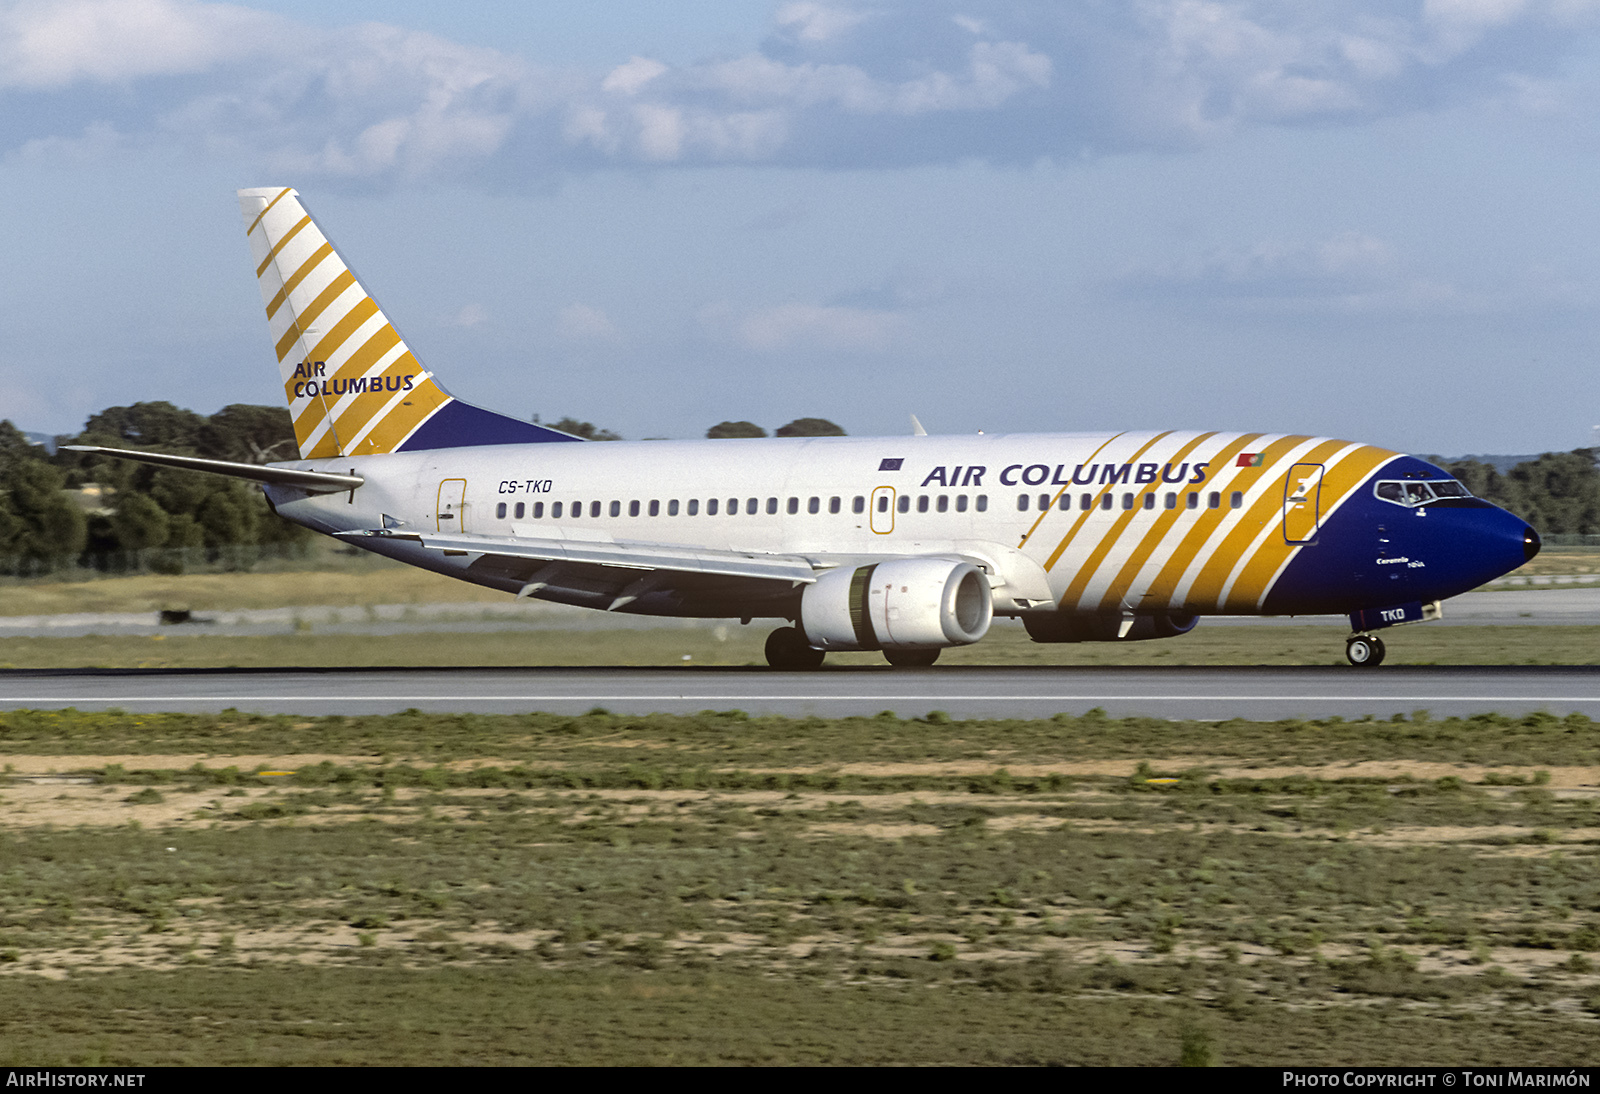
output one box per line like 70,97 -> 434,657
67,187 -> 1542,669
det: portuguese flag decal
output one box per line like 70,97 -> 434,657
1236,452 -> 1263,467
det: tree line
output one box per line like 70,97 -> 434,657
1441,451 -> 1600,536
1,402 -> 1593,573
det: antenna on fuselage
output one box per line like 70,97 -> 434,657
910,414 -> 928,436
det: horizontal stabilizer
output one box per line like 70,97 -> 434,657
64,445 -> 364,493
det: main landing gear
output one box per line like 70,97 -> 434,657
1345,634 -> 1386,667
762,627 -> 943,669
764,626 -> 824,670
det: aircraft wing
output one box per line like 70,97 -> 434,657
336,528 -> 818,610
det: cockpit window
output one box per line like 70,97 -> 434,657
1374,479 -> 1472,507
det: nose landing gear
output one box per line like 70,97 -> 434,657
1345,634 -> 1386,667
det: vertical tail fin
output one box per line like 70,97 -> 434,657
238,187 -> 578,458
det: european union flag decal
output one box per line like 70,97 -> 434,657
878,458 -> 904,471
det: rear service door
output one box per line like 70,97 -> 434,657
437,478 -> 467,532
1282,463 -> 1323,544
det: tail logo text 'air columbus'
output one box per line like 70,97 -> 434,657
920,462 -> 1211,489
290,360 -> 416,400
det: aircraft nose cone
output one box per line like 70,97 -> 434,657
1524,525 -> 1541,562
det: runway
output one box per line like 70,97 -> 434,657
1,665 -> 1597,720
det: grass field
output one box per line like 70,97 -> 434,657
1,708 -> 1598,1065
2,547 -> 1595,617
0,623 -> 1594,669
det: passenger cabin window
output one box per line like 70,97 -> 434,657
628,500 -> 640,517
496,503 -> 507,519
707,498 -> 719,516
728,497 -> 738,514
937,495 -> 949,513
829,497 -> 841,514
917,495 -> 929,513
853,496 -> 865,514
668,500 -> 679,516
609,500 -> 621,517
975,495 -> 988,512
766,497 -> 778,515
877,495 -> 889,513
1143,494 -> 1155,510
1187,492 -> 1198,510
748,498 -> 759,514
808,497 -> 820,514
1208,492 -> 1220,509
688,499 -> 699,516
956,495 -> 968,512
787,497 -> 799,515
1038,494 -> 1050,511
1080,493 -> 1092,510
1099,494 -> 1112,511
591,501 -> 602,518
897,495 -> 910,513
1017,494 -> 1030,512
532,502 -> 543,519
1122,493 -> 1134,510
515,502 -> 525,519
1230,491 -> 1243,509
649,500 -> 659,516
1057,494 -> 1069,511
552,502 -> 563,518
1164,493 -> 1176,510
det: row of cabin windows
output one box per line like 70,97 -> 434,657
492,490 -> 1243,521
492,495 -> 991,520
1018,490 -> 1244,512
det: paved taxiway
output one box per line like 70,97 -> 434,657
1,666 -> 1596,720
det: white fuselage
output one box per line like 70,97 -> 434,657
266,428 -> 1403,621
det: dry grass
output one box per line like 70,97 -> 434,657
2,708 -> 1599,1064
0,621 -> 1593,669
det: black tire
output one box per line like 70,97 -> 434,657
765,626 -> 824,669
883,648 -> 940,667
1345,635 -> 1386,667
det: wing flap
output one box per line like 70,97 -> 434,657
337,529 -> 819,587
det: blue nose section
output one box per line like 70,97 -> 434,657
1263,458 -> 1541,615
1425,505 -> 1541,599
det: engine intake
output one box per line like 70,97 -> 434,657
1023,612 -> 1199,643
802,558 -> 993,651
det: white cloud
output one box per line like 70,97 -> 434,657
774,2 -> 870,43
702,300 -> 905,352
0,0 -> 282,89
1,0 -> 1598,179
556,303 -> 621,342
1113,230 -> 1600,315
452,303 -> 488,329
601,55 -> 667,95
1116,232 -> 1401,300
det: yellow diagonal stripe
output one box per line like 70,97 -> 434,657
266,242 -> 334,321
257,215 -> 311,277
1092,432 -> 1219,611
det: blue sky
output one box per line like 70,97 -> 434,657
2,0 -> 1599,456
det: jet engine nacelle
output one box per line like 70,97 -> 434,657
1023,612 -> 1199,643
802,558 -> 993,651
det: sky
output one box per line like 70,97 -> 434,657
2,1 -> 1599,457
